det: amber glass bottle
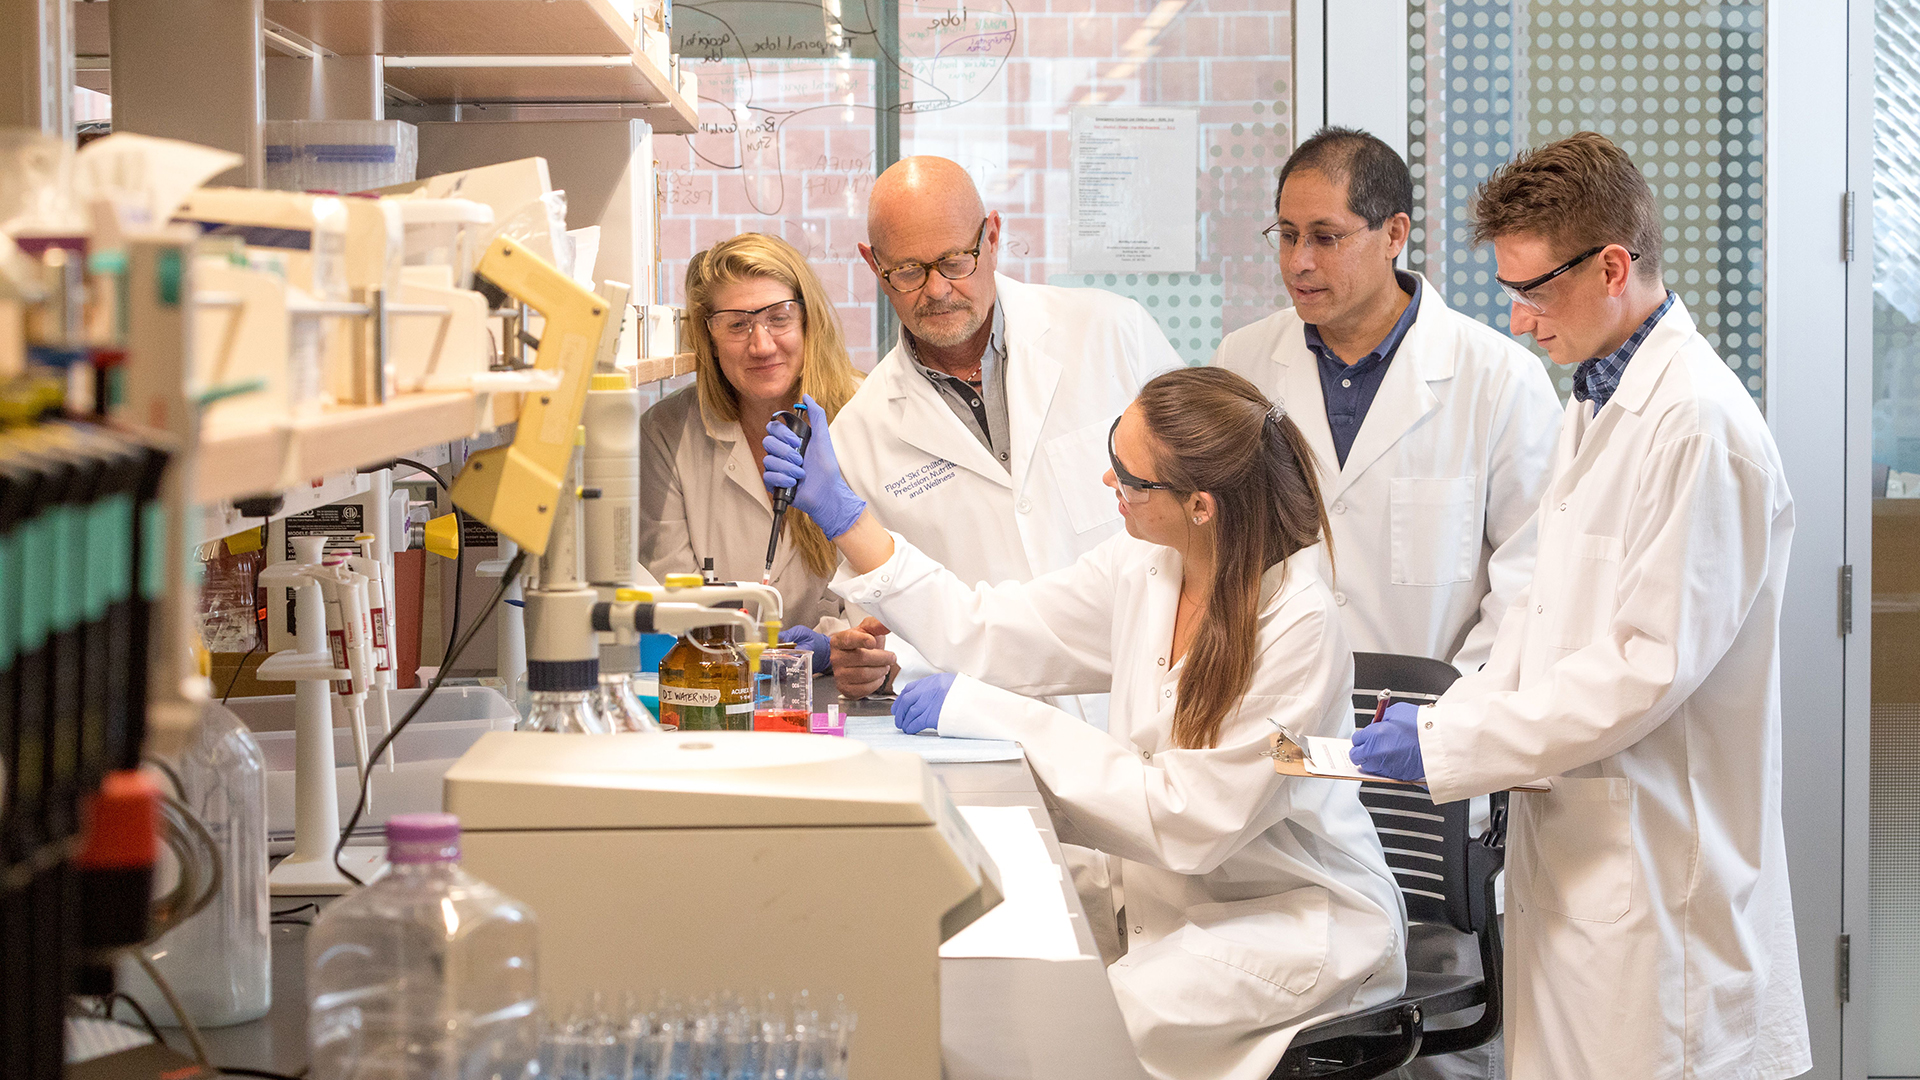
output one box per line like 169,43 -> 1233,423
657,626 -> 752,731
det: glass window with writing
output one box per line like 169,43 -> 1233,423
663,1 -> 1296,371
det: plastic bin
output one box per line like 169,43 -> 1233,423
225,685 -> 515,845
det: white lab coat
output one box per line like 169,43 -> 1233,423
1416,301 -> 1812,1079
1211,277 -> 1562,671
837,533 -> 1406,1080
831,273 -> 1183,720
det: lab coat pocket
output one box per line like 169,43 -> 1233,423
1389,477 -> 1478,586
1549,533 -> 1624,649
1524,775 -> 1635,923
1043,421 -> 1124,534
1178,886 -> 1330,996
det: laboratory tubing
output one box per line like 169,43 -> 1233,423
118,702 -> 272,1027
753,648 -> 813,733
307,813 -> 541,1080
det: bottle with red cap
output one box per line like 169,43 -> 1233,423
307,813 -> 541,1080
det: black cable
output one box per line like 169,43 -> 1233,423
333,550 -> 527,886
447,507 -> 465,668
271,902 -> 317,918
216,1067 -> 309,1080
363,458 -> 450,491
222,642 -> 258,705
104,992 -> 166,1048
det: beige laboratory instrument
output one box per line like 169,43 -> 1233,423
442,730 -> 1002,1080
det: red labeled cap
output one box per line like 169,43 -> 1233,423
75,770 -> 160,870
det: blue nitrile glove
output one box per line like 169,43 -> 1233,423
779,624 -> 832,673
763,394 -> 866,539
893,673 -> 957,736
1349,702 -> 1426,781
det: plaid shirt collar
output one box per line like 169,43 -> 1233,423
1572,292 -> 1675,412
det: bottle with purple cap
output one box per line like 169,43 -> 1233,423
307,813 -> 541,1080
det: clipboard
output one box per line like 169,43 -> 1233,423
1266,732 -> 1553,794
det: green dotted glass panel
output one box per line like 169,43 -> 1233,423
1048,272 -> 1225,367
1407,0 -> 1765,405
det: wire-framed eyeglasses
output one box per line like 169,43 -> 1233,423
1109,414 -> 1178,505
706,299 -> 804,341
1496,245 -> 1640,312
1262,223 -> 1368,253
877,218 -> 990,293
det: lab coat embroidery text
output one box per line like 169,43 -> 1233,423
885,459 -> 959,501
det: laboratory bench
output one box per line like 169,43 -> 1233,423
200,685 -> 1150,1080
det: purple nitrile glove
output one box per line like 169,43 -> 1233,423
762,394 -> 866,539
1349,701 -> 1426,781
779,624 -> 832,673
892,673 -> 956,736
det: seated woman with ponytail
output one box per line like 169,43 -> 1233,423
762,366 -> 1406,1080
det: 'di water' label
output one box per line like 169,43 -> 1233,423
659,685 -> 752,731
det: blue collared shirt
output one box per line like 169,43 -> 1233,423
1306,271 -> 1422,467
1572,292 -> 1676,414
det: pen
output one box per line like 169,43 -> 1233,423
1372,688 -> 1392,726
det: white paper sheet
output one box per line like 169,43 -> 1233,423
1301,734 -> 1553,793
844,715 -> 1023,764
1068,106 -> 1199,273
940,806 -> 1085,961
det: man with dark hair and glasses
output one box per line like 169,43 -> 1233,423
1213,126 -> 1562,1080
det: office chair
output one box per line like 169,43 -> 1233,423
1269,652 -> 1507,1080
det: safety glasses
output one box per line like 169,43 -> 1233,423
1109,414 -> 1177,504
1495,245 -> 1640,313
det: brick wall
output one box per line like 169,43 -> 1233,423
659,0 -> 1296,370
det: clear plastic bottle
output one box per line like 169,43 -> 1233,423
120,701 -> 271,1027
520,688 -> 608,733
308,813 -> 540,1080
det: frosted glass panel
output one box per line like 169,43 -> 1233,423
1873,1 -> 1920,1073
1406,0 -> 1765,405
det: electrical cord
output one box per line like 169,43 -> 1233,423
217,1068 -> 309,1080
223,642 -> 258,704
333,549 -> 527,886
102,991 -> 165,1047
132,951 -> 213,1069
362,458 -> 450,491
447,507 -> 466,670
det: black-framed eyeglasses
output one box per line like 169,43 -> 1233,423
877,217 -> 990,293
1109,414 -> 1177,505
1495,245 -> 1640,313
706,298 -> 803,341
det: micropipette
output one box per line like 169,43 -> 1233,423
762,403 -> 812,586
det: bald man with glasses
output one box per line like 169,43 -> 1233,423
825,156 -> 1181,734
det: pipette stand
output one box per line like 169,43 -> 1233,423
259,535 -> 387,893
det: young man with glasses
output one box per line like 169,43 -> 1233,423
1350,132 -> 1811,1079
827,156 -> 1180,722
1213,127 -> 1561,1080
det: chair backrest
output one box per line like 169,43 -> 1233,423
1350,652 -> 1485,935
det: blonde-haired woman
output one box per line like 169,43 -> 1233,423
639,233 -> 862,662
